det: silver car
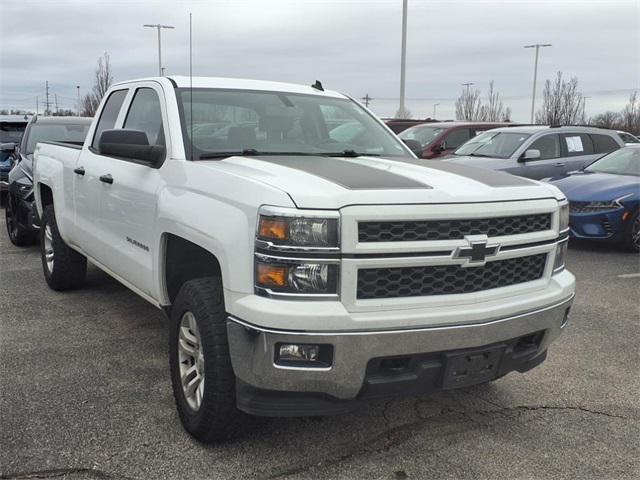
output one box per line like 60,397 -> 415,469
443,126 -> 624,179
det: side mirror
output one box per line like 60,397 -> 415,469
520,149 -> 541,162
402,139 -> 423,156
0,143 -> 16,153
98,129 -> 165,166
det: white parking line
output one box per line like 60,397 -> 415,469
617,273 -> 640,279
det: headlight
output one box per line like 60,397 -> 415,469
553,240 -> 568,273
559,201 -> 569,231
572,194 -> 633,212
257,207 -> 339,250
255,206 -> 341,298
255,257 -> 339,296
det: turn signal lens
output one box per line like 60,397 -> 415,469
259,217 -> 288,241
554,240 -> 568,273
256,264 -> 288,287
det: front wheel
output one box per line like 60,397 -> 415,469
40,204 -> 87,290
5,192 -> 35,246
169,277 -> 239,442
623,210 -> 640,253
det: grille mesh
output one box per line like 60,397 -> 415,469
358,214 -> 552,242
357,254 -> 547,299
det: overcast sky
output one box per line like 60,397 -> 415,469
1,0 -> 638,120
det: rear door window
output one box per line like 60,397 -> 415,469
560,133 -> 594,156
91,89 -> 128,149
590,134 -> 620,154
528,134 -> 560,160
444,128 -> 472,149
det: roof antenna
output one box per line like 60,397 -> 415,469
189,12 -> 193,160
311,80 -> 324,91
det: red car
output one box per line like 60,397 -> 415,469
399,122 -> 519,159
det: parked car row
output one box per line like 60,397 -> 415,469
1,115 -> 30,204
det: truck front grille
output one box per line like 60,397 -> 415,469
356,254 -> 547,299
358,214 -> 551,243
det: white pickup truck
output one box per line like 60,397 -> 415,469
34,76 -> 575,442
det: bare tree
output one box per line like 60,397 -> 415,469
620,91 -> 640,135
455,87 -> 482,121
535,72 -> 585,125
456,82 -> 512,121
478,81 -> 511,121
81,52 -> 114,117
590,111 -> 622,129
395,107 -> 412,119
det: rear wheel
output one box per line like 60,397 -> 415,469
5,192 -> 35,246
40,204 -> 87,290
623,210 -> 640,253
169,277 -> 239,442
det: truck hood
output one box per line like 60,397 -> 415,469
205,155 -> 560,209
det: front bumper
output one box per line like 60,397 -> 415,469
569,210 -> 624,240
227,294 -> 573,415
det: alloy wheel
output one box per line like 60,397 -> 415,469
43,224 -> 54,272
178,311 -> 205,412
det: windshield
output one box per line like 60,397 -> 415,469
399,125 -> 445,147
454,131 -> 531,158
176,88 -> 412,160
619,132 -> 639,144
585,147 -> 640,176
25,123 -> 90,155
0,122 -> 27,143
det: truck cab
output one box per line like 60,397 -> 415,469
34,77 -> 575,442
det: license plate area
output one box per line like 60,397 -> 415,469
442,345 -> 504,389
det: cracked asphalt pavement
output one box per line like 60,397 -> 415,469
1,212 -> 639,479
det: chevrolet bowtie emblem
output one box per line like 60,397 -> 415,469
454,235 -> 500,266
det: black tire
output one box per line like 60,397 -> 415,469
622,209 -> 640,253
40,204 -> 87,290
169,277 -> 239,442
5,192 -> 35,246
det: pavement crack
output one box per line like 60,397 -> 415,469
0,467 -> 126,480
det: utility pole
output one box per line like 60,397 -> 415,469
398,0 -> 408,118
524,43 -> 552,123
361,94 -> 372,108
433,103 -> 439,119
55,93 -> 58,114
582,96 -> 591,122
36,96 -> 39,115
45,81 -> 50,116
77,85 -> 80,115
461,82 -> 474,95
144,23 -> 175,76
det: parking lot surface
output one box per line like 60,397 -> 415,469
1,212 -> 639,480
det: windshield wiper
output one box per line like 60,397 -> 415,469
197,149 -> 382,160
319,150 -> 381,158
467,153 -> 493,158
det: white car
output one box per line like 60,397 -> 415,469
34,76 -> 575,442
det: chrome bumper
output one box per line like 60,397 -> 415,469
227,294 -> 574,400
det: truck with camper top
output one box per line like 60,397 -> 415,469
33,76 -> 575,442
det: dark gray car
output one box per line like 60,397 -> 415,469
443,126 -> 624,179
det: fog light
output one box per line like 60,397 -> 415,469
275,343 -> 333,368
279,344 -> 319,362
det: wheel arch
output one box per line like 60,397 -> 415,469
161,233 -> 224,305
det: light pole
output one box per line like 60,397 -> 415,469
398,0 -> 408,118
76,85 -> 80,115
433,103 -> 439,119
524,43 -> 552,123
144,24 -> 175,76
582,96 -> 591,122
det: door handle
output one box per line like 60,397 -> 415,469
73,167 -> 85,176
99,174 -> 113,184
553,163 -> 566,167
